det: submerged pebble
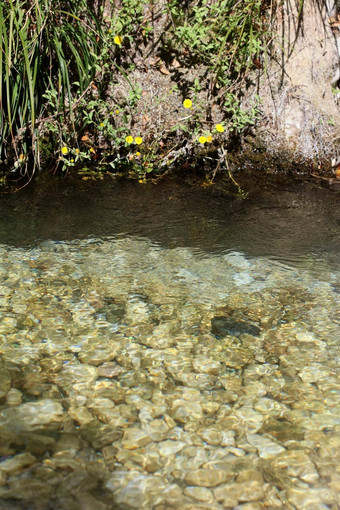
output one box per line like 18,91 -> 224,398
211,316 -> 261,338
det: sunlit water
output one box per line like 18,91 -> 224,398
0,178 -> 339,509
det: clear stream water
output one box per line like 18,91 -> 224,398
0,177 -> 339,510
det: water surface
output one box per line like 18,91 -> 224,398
0,177 -> 339,509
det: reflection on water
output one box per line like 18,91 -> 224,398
0,177 -> 339,509
0,177 -> 339,271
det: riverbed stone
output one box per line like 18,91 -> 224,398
192,356 -> 221,375
233,504 -> 262,510
171,400 -> 204,423
77,343 -> 121,365
214,481 -> 265,504
97,361 -> 122,378
246,433 -> 285,459
68,406 -> 94,426
259,418 -> 305,441
199,427 -> 222,445
253,397 -> 286,415
75,492 -> 108,510
80,419 -> 122,448
270,450 -> 320,483
108,473 -> 167,507
55,363 -> 98,395
184,468 -> 233,487
232,407 -> 264,433
5,388 -> 22,405
223,252 -> 252,269
0,477 -> 52,501
184,486 -> 214,502
0,361 -> 10,400
0,452 -> 36,475
0,399 -> 64,432
121,427 -> 154,449
286,487 -> 337,508
211,316 -> 261,338
158,440 -> 186,457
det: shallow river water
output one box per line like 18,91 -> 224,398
0,177 -> 339,510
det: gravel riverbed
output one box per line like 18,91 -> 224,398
0,236 -> 339,510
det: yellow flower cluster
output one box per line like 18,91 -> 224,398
126,136 -> 143,145
198,135 -> 213,144
198,125 -> 224,143
61,146 -> 96,158
181,98 -> 225,145
59,91 -> 227,173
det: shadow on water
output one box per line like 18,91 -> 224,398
0,176 -> 339,271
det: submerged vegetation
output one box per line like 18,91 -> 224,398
0,0 -> 297,184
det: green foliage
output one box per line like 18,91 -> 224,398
166,0 -> 265,74
0,0 -> 273,180
0,0 -> 101,173
108,0 -> 151,41
223,93 -> 262,132
164,0 -> 269,130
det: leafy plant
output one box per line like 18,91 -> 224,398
0,0 -> 274,182
108,0 -> 151,42
0,0 -> 102,175
164,0 -> 269,129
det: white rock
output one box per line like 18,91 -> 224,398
246,434 -> 285,459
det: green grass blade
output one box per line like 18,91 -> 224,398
16,18 -> 36,130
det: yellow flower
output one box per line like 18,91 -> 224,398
183,99 -> 193,109
206,135 -> 213,143
70,159 -> 74,163
135,136 -> 143,145
75,148 -> 80,154
61,146 -> 68,155
114,35 -> 123,45
89,147 -> 95,153
108,29 -> 112,34
198,136 -> 207,144
126,136 -> 134,144
115,109 -> 120,114
216,124 -> 225,133
136,151 -> 141,156
99,122 -> 104,128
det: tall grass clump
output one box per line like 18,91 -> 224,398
0,0 -> 101,177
